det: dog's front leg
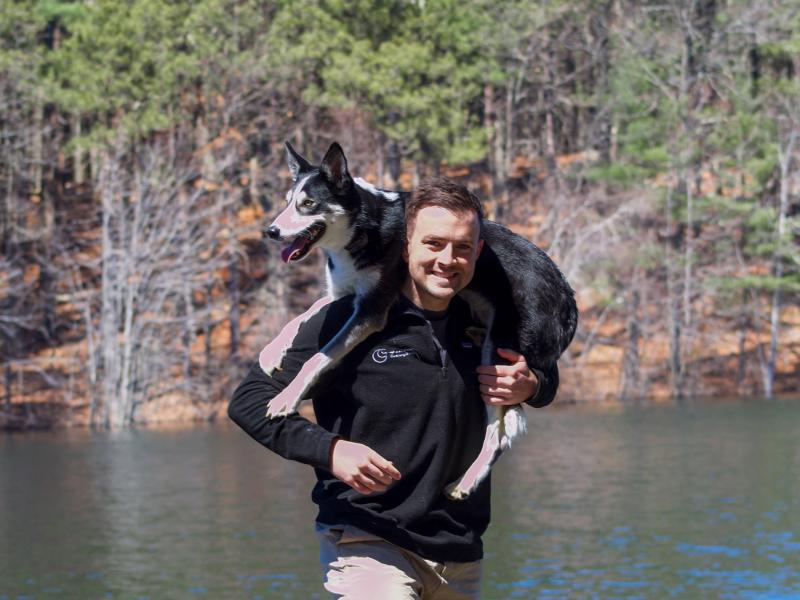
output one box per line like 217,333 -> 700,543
259,295 -> 333,375
266,307 -> 389,419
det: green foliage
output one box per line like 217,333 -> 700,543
0,1 -> 50,118
722,274 -> 800,294
37,0 -> 276,146
586,163 -> 649,186
263,0 -> 489,165
1,1 -> 46,47
36,0 -> 85,25
48,0 -> 191,133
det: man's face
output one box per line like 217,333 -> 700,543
401,205 -> 483,311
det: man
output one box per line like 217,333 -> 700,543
229,178 -> 559,598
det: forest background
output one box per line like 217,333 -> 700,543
1,0 -> 798,430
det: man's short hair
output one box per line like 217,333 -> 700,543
405,177 -> 484,233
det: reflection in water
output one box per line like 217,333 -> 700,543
485,401 -> 800,598
1,400 -> 800,598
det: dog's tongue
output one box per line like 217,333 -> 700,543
281,238 -> 307,263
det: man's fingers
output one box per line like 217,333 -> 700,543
362,461 -> 393,485
369,453 -> 402,480
480,384 -> 512,397
475,349 -> 526,373
476,364 -> 524,377
478,374 -> 517,387
496,347 -> 525,362
354,472 -> 387,492
351,480 -> 373,494
385,463 -> 402,480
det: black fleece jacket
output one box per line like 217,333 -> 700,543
228,293 -> 558,563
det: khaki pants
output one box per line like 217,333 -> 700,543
315,522 -> 483,599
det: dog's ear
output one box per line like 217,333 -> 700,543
285,141 -> 312,181
320,142 -> 351,193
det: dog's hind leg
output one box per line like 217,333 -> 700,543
444,404 -> 526,500
266,304 -> 390,418
444,298 -> 528,500
259,295 -> 333,375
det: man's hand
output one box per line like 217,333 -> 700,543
329,439 -> 402,495
476,348 -> 538,406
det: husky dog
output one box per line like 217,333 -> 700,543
260,141 -> 577,499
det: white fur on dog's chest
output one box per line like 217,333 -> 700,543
325,250 -> 381,299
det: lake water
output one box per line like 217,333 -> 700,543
2,399 -> 800,599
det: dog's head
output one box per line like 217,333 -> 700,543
266,141 -> 357,262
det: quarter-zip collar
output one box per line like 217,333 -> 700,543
390,293 -> 473,372
389,291 -> 471,326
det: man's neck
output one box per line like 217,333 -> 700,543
400,281 -> 451,313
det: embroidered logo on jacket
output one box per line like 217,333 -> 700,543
372,348 -> 417,363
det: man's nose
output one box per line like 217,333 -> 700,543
438,244 -> 455,265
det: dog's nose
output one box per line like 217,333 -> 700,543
265,225 -> 281,240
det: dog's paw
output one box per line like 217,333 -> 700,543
265,405 -> 297,419
500,406 -> 527,449
444,482 -> 470,501
265,392 -> 299,419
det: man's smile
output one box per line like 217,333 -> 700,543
431,270 -> 457,283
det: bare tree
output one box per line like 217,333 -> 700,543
763,121 -> 797,398
92,143 -> 237,427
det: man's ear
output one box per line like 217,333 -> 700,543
320,142 -> 352,193
285,141 -> 312,181
476,238 -> 484,259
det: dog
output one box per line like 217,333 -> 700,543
259,141 -> 578,500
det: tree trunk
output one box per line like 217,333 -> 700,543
1,104 -> 17,249
543,36 -> 558,190
100,171 -> 117,427
499,79 -> 513,219
4,363 -> 11,410
764,130 -> 794,399
736,298 -> 748,393
72,114 -> 84,185
412,161 -> 420,189
32,88 -> 43,198
665,183 -> 684,400
85,298 -> 99,426
183,282 -> 194,381
619,272 -> 642,402
229,258 -> 240,358
682,166 -> 695,395
484,83 -> 496,202
376,132 -> 385,187
589,1 -> 613,163
118,189 -> 140,427
248,156 -> 258,204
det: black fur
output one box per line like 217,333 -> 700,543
472,222 -> 578,369
264,141 -> 578,498
278,141 -> 577,374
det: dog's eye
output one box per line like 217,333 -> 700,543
300,198 -> 315,209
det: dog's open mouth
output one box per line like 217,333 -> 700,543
280,223 -> 326,262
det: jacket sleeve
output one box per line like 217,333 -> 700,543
228,300 -> 351,470
525,362 -> 559,408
